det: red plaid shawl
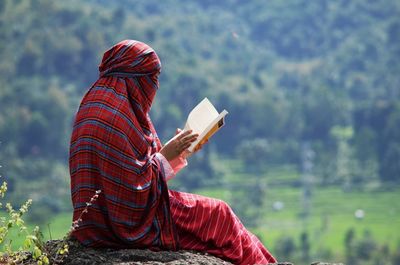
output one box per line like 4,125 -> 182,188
70,40 -> 178,249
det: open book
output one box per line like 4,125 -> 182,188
184,98 -> 228,153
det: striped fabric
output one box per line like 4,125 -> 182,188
169,191 -> 276,264
70,40 -> 178,249
70,40 -> 276,264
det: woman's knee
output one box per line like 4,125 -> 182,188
215,199 -> 233,214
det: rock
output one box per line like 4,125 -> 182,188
21,238 -> 233,265
17,238 -> 344,265
311,261 -> 344,265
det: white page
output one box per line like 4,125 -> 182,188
184,98 -> 219,134
187,110 -> 228,152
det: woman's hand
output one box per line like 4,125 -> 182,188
160,129 -> 198,161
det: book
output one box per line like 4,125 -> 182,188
183,98 -> 228,153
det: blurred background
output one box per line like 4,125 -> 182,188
0,0 -> 399,264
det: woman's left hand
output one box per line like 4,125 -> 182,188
176,128 -> 209,155
160,129 -> 198,161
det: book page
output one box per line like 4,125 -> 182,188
183,98 -> 219,134
183,98 -> 228,152
196,110 -> 228,146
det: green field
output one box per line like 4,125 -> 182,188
2,152 -> 389,262
191,159 -> 400,262
195,185 -> 400,262
2,184 -> 399,263
0,212 -> 72,249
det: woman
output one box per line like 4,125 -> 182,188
69,40 -> 276,264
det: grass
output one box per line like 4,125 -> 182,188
1,162 -> 399,264
0,212 -> 72,249
193,159 -> 400,263
1,187 -> 399,263
194,185 -> 400,263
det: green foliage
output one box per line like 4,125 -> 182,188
236,138 -> 271,173
194,157 -> 400,264
342,228 -> 400,265
274,236 -> 296,260
0,0 -> 399,263
0,179 -> 49,264
0,176 -> 100,264
0,0 -> 398,202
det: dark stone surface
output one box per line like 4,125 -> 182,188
24,238 -> 234,265
310,263 -> 345,265
18,238 -> 344,264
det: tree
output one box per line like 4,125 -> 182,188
300,231 -> 310,262
356,230 -> 377,261
344,228 -> 357,265
275,236 -> 296,261
380,143 -> 400,183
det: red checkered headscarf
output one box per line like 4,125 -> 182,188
70,40 -> 178,249
99,39 -> 162,153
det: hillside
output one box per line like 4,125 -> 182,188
0,0 -> 399,264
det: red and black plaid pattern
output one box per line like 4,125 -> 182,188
69,40 -> 178,249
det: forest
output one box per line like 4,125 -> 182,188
0,0 -> 399,264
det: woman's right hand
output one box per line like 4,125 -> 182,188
159,129 -> 198,161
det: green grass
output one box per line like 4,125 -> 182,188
2,187 -> 399,263
194,185 -> 400,262
0,212 -> 72,249
193,159 -> 400,263
1,162 -> 399,264
45,212 -> 73,240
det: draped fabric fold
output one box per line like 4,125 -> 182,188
70,39 -> 277,264
70,40 -> 178,249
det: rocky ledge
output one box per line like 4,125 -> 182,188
19,238 -> 344,265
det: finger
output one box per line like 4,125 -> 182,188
175,128 -> 182,135
179,140 -> 193,150
182,142 -> 193,150
181,133 -> 199,143
176,130 -> 192,140
180,138 -> 196,147
181,138 -> 197,146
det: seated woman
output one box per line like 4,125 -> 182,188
69,40 -> 277,265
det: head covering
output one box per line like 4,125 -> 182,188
99,39 -> 161,114
69,40 -> 178,249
